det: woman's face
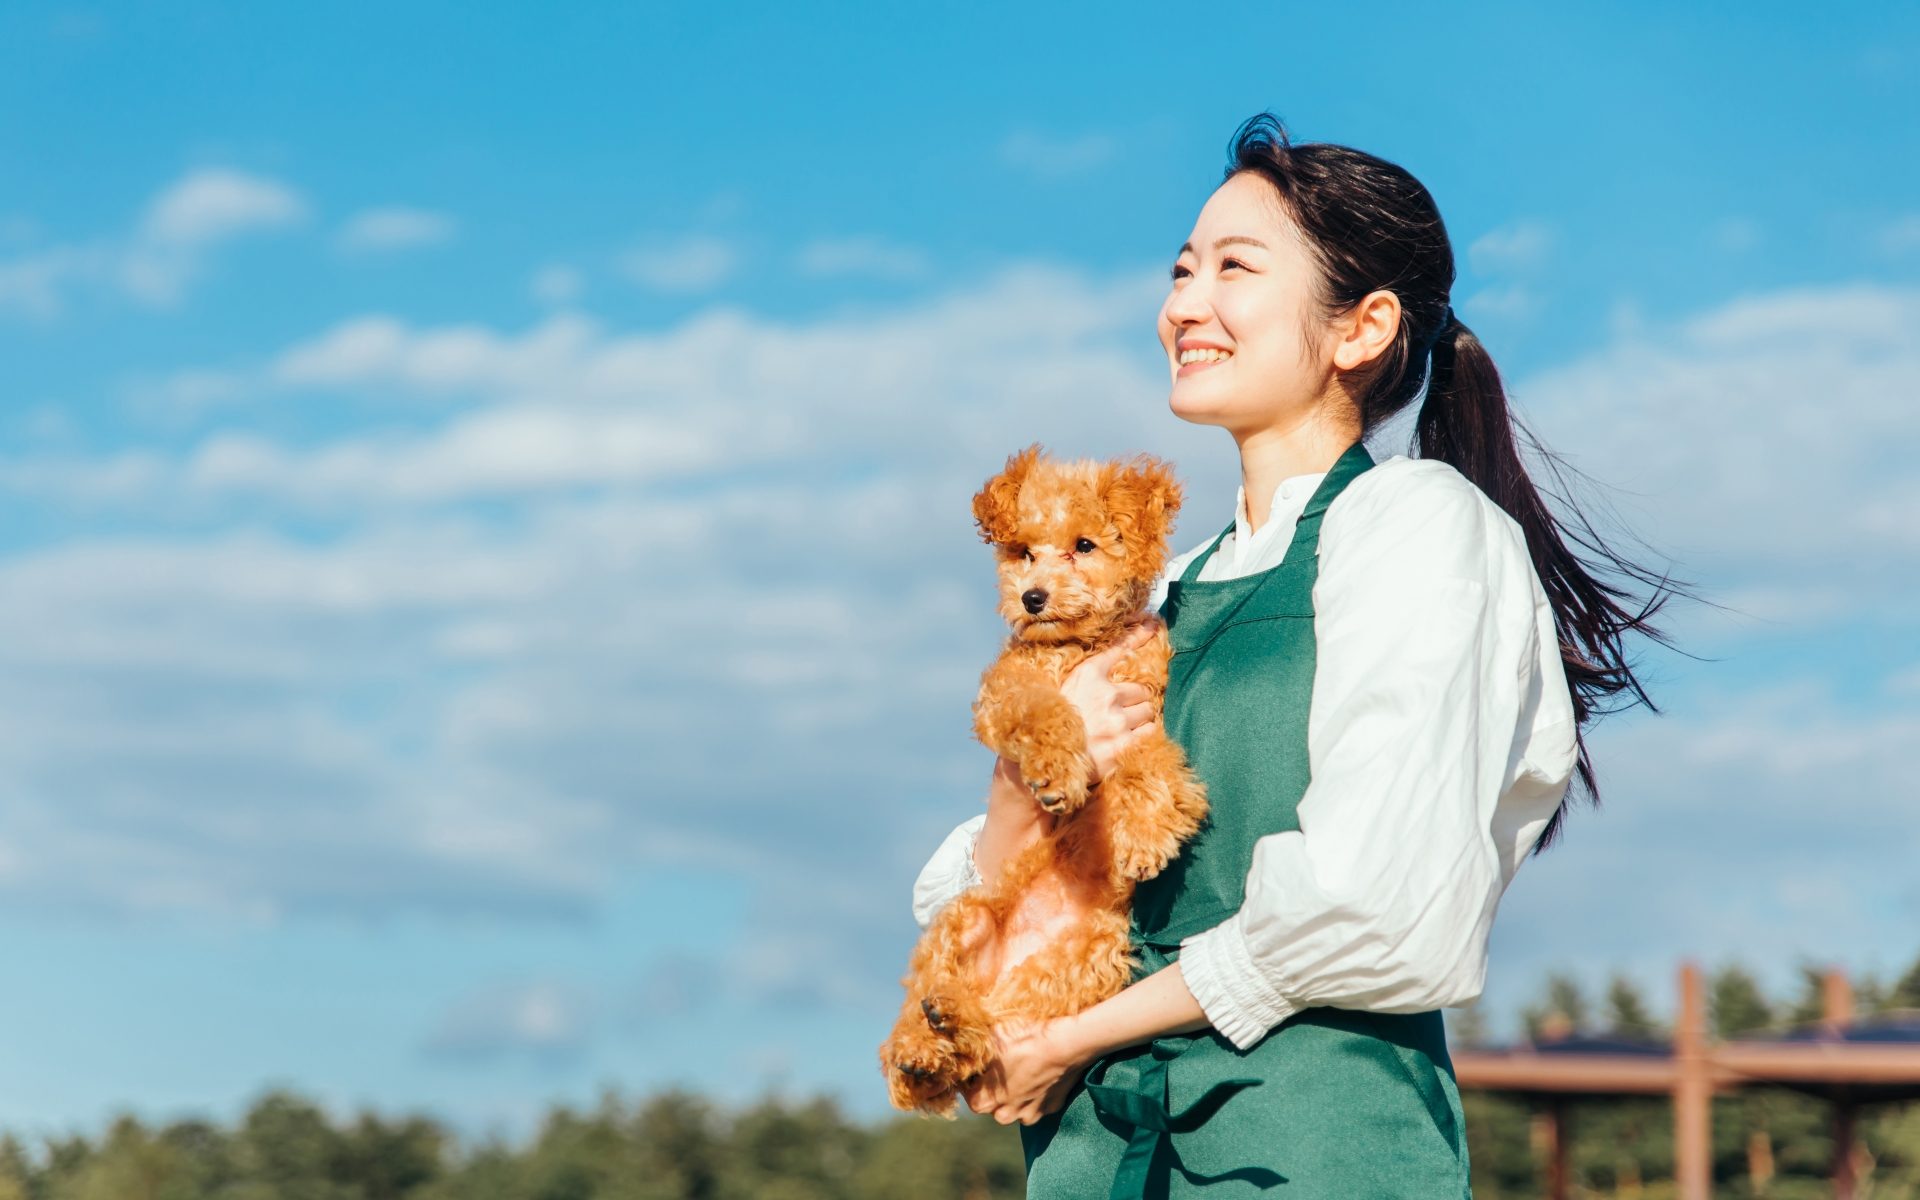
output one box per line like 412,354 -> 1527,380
1157,172 -> 1333,436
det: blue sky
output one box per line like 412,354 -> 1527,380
1,0 -> 1917,1144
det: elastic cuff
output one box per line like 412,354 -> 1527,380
1179,914 -> 1300,1051
960,824 -> 984,889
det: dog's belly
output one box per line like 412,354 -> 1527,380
979,861 -> 1100,990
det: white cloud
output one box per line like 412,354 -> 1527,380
335,206 -> 457,253
1522,283 -> 1920,588
794,235 -> 929,280
1467,219 -> 1555,275
1881,213 -> 1920,255
618,234 -> 739,292
14,263 -> 1188,509
1460,283 -> 1538,323
423,980 -> 597,1063
138,167 -> 306,247
1712,216 -> 1762,254
0,166 -> 307,315
1000,129 -> 1119,179
530,262 -> 584,305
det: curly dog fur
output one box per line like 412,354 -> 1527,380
880,445 -> 1210,1117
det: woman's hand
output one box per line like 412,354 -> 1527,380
960,1016 -> 1091,1126
1059,618 -> 1162,784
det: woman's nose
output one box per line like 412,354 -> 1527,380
1162,284 -> 1211,329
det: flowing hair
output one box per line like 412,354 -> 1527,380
1224,112 -> 1687,849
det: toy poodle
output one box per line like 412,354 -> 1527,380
879,444 -> 1210,1117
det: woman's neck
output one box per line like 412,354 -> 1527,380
1233,415 -> 1361,536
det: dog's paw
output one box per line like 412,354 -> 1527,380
1020,747 -> 1092,815
882,1024 -> 962,1113
1114,837 -> 1176,882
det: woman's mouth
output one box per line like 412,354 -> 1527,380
1176,347 -> 1233,376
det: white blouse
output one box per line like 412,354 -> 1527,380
909,453 -> 1579,1051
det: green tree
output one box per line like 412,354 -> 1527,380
1890,952 -> 1920,1011
1522,972 -> 1590,1040
1710,964 -> 1774,1037
229,1089 -> 354,1200
1603,973 -> 1665,1037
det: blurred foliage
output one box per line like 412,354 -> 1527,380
3,953 -> 1918,1197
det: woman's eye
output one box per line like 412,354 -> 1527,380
1169,263 -> 1191,281
1222,257 -> 1246,272
1074,538 -> 1097,553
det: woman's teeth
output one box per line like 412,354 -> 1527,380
1178,348 -> 1232,365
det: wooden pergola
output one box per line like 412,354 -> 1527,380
1451,963 -> 1920,1200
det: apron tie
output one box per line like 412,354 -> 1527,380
1083,1036 -> 1262,1200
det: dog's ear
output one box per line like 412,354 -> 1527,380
1098,454 -> 1183,575
972,443 -> 1044,545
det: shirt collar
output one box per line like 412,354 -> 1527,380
1228,471 -> 1330,563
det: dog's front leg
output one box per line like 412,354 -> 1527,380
973,659 -> 1093,815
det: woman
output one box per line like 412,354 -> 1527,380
910,113 -> 1674,1198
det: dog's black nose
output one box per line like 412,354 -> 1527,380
1022,588 -> 1048,614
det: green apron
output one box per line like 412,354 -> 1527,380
1018,441 -> 1470,1199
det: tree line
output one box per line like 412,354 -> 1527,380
4,954 -> 1918,1199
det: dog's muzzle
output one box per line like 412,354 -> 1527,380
1021,588 -> 1048,614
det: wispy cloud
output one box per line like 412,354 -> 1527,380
336,206 -> 458,254
423,979 -> 597,1065
1467,219 -> 1555,275
794,235 -> 930,281
0,166 -> 307,317
1881,213 -> 1920,255
618,234 -> 740,292
1000,128 -> 1119,179
530,263 -> 584,305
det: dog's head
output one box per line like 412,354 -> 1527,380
971,444 -> 1183,644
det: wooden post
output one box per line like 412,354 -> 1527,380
1674,961 -> 1712,1200
1833,1101 -> 1858,1200
1531,1099 -> 1572,1200
1822,968 -> 1854,1033
1826,966 -> 1860,1200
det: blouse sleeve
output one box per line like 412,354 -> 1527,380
1175,460 -> 1579,1051
911,812 -> 987,930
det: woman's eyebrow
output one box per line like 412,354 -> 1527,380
1176,235 -> 1271,255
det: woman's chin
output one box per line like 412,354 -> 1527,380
1168,390 -> 1243,428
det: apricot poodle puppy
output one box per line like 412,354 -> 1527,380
880,445 -> 1209,1117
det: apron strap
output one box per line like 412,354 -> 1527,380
1177,521 -> 1236,585
1278,439 -> 1375,567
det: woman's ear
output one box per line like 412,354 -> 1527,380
972,443 -> 1043,544
1099,454 -> 1183,574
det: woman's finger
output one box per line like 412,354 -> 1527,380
1121,700 -> 1154,728
1114,683 -> 1152,708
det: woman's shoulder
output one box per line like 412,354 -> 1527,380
1325,453 -> 1530,573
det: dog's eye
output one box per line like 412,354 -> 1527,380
1018,547 -> 1033,562
1074,538 -> 1096,554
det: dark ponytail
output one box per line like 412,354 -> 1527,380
1225,113 -> 1687,850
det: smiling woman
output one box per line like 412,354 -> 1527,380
909,111 -> 1685,1199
